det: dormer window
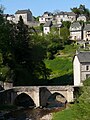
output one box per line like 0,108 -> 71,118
86,65 -> 89,71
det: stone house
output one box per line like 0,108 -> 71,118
43,20 -> 62,34
15,9 -> 33,24
73,51 -> 90,86
77,14 -> 87,22
43,21 -> 52,34
7,14 -> 16,23
70,22 -> 83,40
39,12 -> 53,24
83,24 -> 90,41
54,12 -> 76,23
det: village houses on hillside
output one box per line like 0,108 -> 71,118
4,9 -> 90,41
39,11 -> 77,24
70,22 -> 90,41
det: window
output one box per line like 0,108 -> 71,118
86,74 -> 90,79
86,65 -> 89,71
45,28 -> 47,30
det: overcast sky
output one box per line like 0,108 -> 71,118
0,0 -> 89,16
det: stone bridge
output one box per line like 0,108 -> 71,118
0,85 -> 74,107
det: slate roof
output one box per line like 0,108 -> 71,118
52,24 -> 62,28
84,24 -> 90,31
56,12 -> 76,16
70,22 -> 81,28
77,51 -> 90,62
67,12 -> 76,16
15,9 -> 31,14
44,11 -> 53,16
44,21 -> 52,27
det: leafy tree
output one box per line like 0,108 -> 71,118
35,16 -> 39,21
13,16 -> 51,85
71,7 -> 80,16
0,15 -> 50,85
71,4 -> 90,19
45,33 -> 63,59
71,78 -> 90,120
0,13 -> 12,81
62,21 -> 71,29
60,27 -> 70,44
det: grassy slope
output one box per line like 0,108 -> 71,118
45,44 -> 77,78
44,44 -> 78,85
45,57 -> 73,79
52,108 -> 74,120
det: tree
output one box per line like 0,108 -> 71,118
13,16 -> 51,85
60,27 -> 70,44
71,7 -> 80,16
0,15 -> 50,85
62,21 -> 71,29
0,12 -> 12,82
71,4 -> 90,19
72,78 -> 90,120
44,32 -> 63,59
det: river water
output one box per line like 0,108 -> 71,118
5,106 -> 66,120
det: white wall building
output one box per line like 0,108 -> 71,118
39,12 -> 53,24
73,51 -> 90,86
15,9 -> 33,24
77,14 -> 87,22
54,12 -> 76,23
7,15 -> 16,22
43,21 -> 52,34
83,24 -> 90,41
70,22 -> 83,40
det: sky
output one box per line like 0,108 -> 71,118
0,0 -> 90,17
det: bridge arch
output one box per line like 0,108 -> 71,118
47,92 -> 67,104
45,92 -> 67,108
14,93 -> 36,108
39,87 -> 67,108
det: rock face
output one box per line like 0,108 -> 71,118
46,92 -> 67,108
40,113 -> 53,120
56,95 -> 66,103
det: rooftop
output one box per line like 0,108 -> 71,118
43,21 -> 52,27
55,11 -> 76,16
70,22 -> 81,28
84,24 -> 90,31
76,51 -> 90,62
15,9 -> 32,14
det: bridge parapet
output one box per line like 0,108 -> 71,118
13,86 -> 74,103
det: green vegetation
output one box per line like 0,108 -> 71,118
53,108 -> 74,120
71,4 -> 90,20
0,11 -> 77,85
0,14 -> 50,85
53,78 -> 90,120
45,57 -> 72,79
61,44 -> 78,56
0,6 -> 81,86
45,56 -> 73,85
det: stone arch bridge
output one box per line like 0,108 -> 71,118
0,86 -> 74,107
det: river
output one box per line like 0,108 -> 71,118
4,106 -> 66,120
